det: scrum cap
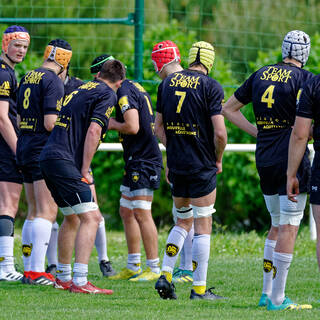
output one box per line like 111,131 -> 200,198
2,25 -> 30,54
44,38 -> 72,70
90,54 -> 115,74
282,30 -> 310,67
188,41 -> 215,74
151,40 -> 181,73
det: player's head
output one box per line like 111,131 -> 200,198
98,59 -> 126,89
188,41 -> 215,75
282,30 -> 310,67
44,38 -> 72,72
90,54 -> 115,76
2,25 -> 30,63
151,40 -> 181,77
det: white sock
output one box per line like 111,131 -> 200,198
30,218 -> 52,272
127,253 -> 141,271
73,263 -> 88,286
192,234 -> 210,287
57,262 -> 72,282
0,236 -> 14,273
46,221 -> 59,266
162,226 -> 187,273
271,252 -> 293,305
95,218 -> 109,262
21,219 -> 33,272
262,238 -> 276,296
146,258 -> 160,274
179,224 -> 194,271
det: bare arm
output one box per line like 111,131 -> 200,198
107,109 -> 139,135
222,94 -> 257,138
287,116 -> 312,202
211,114 -> 227,174
155,112 -> 166,147
81,122 -> 102,183
0,100 -> 18,154
44,114 -> 58,132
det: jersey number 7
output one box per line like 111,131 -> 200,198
175,91 -> 186,113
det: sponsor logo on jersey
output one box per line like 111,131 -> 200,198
169,73 -> 201,89
0,80 -> 10,96
79,81 -> 99,90
23,70 -> 45,85
105,106 -> 114,118
132,172 -> 140,182
166,243 -> 179,257
263,259 -> 273,273
192,260 -> 198,271
260,66 -> 292,83
22,244 -> 32,257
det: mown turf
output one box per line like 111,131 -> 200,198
1,226 -> 319,319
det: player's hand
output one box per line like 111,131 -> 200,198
308,124 -> 314,141
165,166 -> 171,184
216,160 -> 223,174
81,169 -> 94,185
107,117 -> 116,130
287,176 -> 299,202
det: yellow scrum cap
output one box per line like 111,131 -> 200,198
188,41 -> 215,74
43,39 -> 72,71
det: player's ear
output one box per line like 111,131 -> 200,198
96,71 -> 101,78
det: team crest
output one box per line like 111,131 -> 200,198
132,172 -> 140,183
22,244 -> 32,257
263,259 -> 273,273
272,265 -> 277,279
0,257 -> 4,262
192,260 -> 198,272
166,243 -> 179,257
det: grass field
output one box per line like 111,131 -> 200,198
0,225 -> 319,319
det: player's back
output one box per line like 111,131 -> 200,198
40,79 -> 116,169
157,69 -> 224,174
116,79 -> 162,166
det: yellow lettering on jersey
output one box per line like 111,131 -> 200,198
23,70 -> 45,85
0,81 -> 10,96
132,81 -> 146,93
55,115 -> 71,130
169,73 -> 201,89
105,106 -> 114,119
1,64 -> 5,69
79,81 -> 99,90
56,97 -> 63,111
260,66 -> 292,83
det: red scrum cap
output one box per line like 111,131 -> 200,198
151,40 -> 181,73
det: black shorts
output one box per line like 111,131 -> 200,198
310,152 -> 320,205
122,162 -> 161,191
20,161 -> 43,183
0,156 -> 22,184
168,167 -> 217,198
40,159 -> 93,208
257,154 -> 310,196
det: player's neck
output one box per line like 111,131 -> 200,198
161,63 -> 183,79
0,53 -> 15,69
282,58 -> 302,68
41,61 -> 62,74
188,64 -> 208,75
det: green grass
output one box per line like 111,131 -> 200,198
1,226 -> 319,319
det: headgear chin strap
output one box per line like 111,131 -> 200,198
43,39 -> 72,71
2,25 -> 30,54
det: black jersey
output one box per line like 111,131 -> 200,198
40,79 -> 116,169
0,60 -> 19,157
296,74 -> 320,151
16,68 -> 64,165
234,62 -> 313,166
156,69 -> 224,174
64,76 -> 84,96
116,79 -> 162,167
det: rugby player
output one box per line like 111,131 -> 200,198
17,39 -> 72,285
154,41 -> 227,300
223,30 -> 313,310
107,58 -> 162,281
39,58 -> 125,294
0,25 -> 29,281
151,40 -> 193,284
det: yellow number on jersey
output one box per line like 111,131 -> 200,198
261,85 -> 275,108
144,95 -> 153,115
175,91 -> 186,113
23,87 -> 31,109
63,90 -> 79,106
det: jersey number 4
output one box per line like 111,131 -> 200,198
175,91 -> 186,113
261,85 -> 275,108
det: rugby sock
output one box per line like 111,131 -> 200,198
179,224 -> 194,271
146,258 -> 160,274
0,237 -> 14,273
192,234 -> 210,294
73,263 -> 88,286
21,219 -> 33,272
127,253 -> 141,271
56,262 -> 72,282
95,218 -> 109,262
271,252 -> 293,306
46,221 -> 59,266
30,218 -> 52,272
262,238 -> 276,296
162,226 -> 188,275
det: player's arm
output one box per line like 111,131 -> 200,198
0,100 -> 18,154
211,114 -> 227,174
44,114 -> 58,132
222,94 -> 257,138
108,109 -> 139,134
155,112 -> 166,147
81,122 -> 102,184
287,116 -> 312,202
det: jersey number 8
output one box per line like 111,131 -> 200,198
23,87 -> 31,109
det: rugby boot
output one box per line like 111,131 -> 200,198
69,281 -> 113,295
267,296 -> 312,311
190,287 -> 226,300
53,278 -> 72,290
129,267 -> 160,281
99,260 -> 117,277
155,275 -> 177,300
26,271 -> 55,285
109,267 -> 141,280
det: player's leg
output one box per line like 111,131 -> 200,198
45,221 -> 59,275
0,181 -> 22,281
312,205 -> 320,271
